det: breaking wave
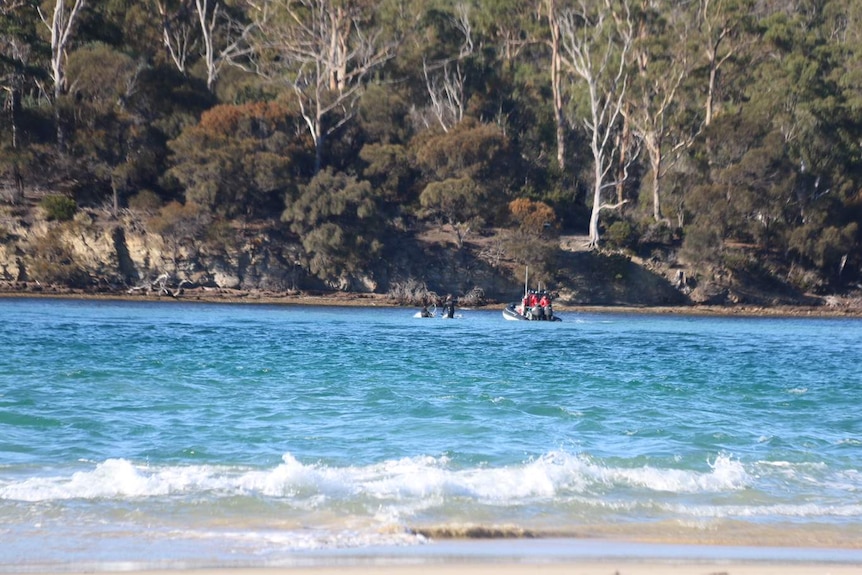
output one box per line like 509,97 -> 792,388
0,451 -> 755,503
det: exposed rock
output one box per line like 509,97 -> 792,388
212,269 -> 241,290
2,202 -> 859,316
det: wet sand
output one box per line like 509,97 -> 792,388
18,537 -> 862,575
35,564 -> 857,575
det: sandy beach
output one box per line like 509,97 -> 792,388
11,538 -> 862,575
25,564 -> 861,575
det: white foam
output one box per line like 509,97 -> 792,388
181,527 -> 428,551
4,451 -> 858,527
664,500 -> 862,519
2,459 -> 151,500
1,451 -> 755,504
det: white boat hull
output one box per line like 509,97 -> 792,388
502,302 -> 561,322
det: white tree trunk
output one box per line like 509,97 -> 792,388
40,0 -> 86,101
195,0 -> 218,90
154,0 -> 195,74
558,0 -> 632,248
249,0 -> 396,173
38,0 -> 86,149
547,0 -> 566,171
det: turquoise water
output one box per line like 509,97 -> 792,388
1,298 -> 861,569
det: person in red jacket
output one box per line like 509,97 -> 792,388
528,291 -> 540,319
539,292 -> 551,320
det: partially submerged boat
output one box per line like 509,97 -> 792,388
415,296 -> 459,319
414,305 -> 437,318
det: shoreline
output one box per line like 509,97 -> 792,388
2,285 -> 862,318
9,537 -> 862,575
14,566 -> 862,575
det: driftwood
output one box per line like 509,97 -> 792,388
127,273 -> 194,298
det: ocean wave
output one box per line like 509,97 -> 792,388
2,451 -> 862,547
2,451 -> 859,522
0,451 -> 754,503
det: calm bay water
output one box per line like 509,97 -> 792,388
1,297 -> 861,569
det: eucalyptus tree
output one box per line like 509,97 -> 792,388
65,42 -> 143,213
168,101 -> 312,217
0,1 -> 31,148
193,0 -> 256,91
693,0 -> 753,127
152,0 -> 198,74
626,0 -> 695,224
755,0 -> 862,284
831,0 -> 862,117
357,83 -> 415,205
415,0 -> 502,134
473,0 -> 536,64
0,0 -> 39,202
413,118 -> 512,246
245,0 -> 398,173
542,0 -> 567,171
760,0 -> 862,203
557,0 -> 634,248
150,0 -> 255,91
282,167 -> 385,288
37,0 -> 86,150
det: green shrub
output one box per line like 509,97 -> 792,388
26,228 -> 90,287
40,195 -> 77,222
605,220 -> 635,250
680,225 -> 722,267
128,190 -> 163,212
502,232 -> 558,284
721,250 -> 753,272
639,221 -> 676,245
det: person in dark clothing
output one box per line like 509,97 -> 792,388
444,294 -> 456,318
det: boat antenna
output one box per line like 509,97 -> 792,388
524,265 -> 529,297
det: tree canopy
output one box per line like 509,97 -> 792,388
0,0 -> 860,292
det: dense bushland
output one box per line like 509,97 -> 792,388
1,0 -> 860,297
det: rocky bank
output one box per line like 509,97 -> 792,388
2,198 -> 861,316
